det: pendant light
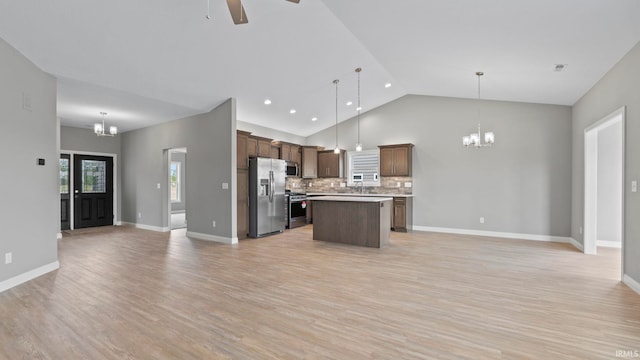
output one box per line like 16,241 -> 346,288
94,112 -> 117,137
355,67 -> 363,152
333,79 -> 340,154
462,72 -> 494,148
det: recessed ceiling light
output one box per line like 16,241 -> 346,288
384,83 -> 392,88
264,99 -> 272,105
346,101 -> 353,106
311,117 -> 318,121
290,109 -> 296,114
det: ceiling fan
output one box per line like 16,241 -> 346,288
225,0 -> 300,25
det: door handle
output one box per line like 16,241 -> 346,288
269,170 -> 274,202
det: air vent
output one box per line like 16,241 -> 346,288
554,64 -> 568,72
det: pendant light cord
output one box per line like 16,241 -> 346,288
334,79 -> 339,149
356,67 -> 361,144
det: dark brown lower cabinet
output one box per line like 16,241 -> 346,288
392,197 -> 413,232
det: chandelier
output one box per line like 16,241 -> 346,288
94,112 -> 117,137
463,124 -> 494,147
462,72 -> 494,148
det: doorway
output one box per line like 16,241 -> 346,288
168,148 -> 187,230
584,107 -> 625,265
73,154 -> 114,228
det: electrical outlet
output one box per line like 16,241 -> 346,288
222,182 -> 229,189
340,183 -> 346,188
632,180 -> 637,193
579,226 -> 583,234
138,212 -> 142,219
331,182 -> 334,187
404,182 -> 412,188
480,217 -> 485,224
212,220 -> 216,228
5,252 -> 12,264
156,183 -> 161,189
308,182 -> 313,187
396,182 -> 401,187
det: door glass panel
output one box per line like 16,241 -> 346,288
82,160 -> 106,193
59,158 -> 69,194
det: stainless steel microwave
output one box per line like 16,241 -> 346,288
285,162 -> 299,177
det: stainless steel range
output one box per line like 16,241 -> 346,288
286,192 -> 307,229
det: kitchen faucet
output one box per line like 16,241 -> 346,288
355,181 -> 365,194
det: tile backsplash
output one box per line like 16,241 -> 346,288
286,176 -> 412,195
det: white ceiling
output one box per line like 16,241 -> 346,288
0,0 -> 639,137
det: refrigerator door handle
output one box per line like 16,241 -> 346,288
269,170 -> 274,203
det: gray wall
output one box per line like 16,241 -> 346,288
306,94 -> 572,237
59,126 -> 123,224
170,151 -> 187,212
0,37 -> 58,283
121,99 -> 236,241
572,40 -> 640,282
597,121 -> 623,243
237,120 -> 306,145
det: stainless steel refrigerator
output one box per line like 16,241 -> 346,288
249,157 -> 286,238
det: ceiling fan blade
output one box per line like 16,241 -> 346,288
286,0 -> 300,3
226,0 -> 249,24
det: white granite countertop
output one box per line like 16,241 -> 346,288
305,192 -> 413,198
307,196 -> 393,202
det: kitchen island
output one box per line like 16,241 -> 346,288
308,196 -> 392,248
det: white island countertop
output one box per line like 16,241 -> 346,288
307,196 -> 393,202
305,192 -> 413,198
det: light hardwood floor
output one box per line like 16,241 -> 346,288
1,226 -> 638,359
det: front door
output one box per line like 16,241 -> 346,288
73,155 -> 114,228
60,154 -> 71,230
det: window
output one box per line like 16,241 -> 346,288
170,161 -> 181,202
81,160 -> 106,193
59,158 -> 69,194
347,149 -> 380,186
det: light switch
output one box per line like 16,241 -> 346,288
222,182 -> 229,189
156,183 -> 161,189
404,182 -> 412,188
632,180 -> 637,193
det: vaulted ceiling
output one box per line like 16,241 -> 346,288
1,0 -> 639,136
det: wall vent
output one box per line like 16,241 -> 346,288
553,64 -> 568,72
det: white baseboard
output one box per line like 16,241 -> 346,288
186,231 -> 237,245
623,274 -> 640,296
597,240 -> 622,248
121,222 -> 170,232
0,261 -> 60,293
569,238 -> 584,252
413,226 -> 574,244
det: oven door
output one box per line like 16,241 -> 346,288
288,199 -> 307,228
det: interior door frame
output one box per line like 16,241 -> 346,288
61,150 -> 119,230
166,147 -> 187,231
583,106 -> 625,278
